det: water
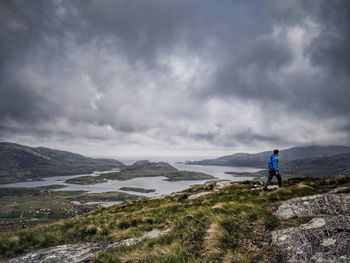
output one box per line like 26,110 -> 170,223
0,157 -> 262,197
172,163 -> 260,180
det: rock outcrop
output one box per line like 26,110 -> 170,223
272,215 -> 350,262
272,191 -> 350,263
276,193 -> 350,219
5,229 -> 170,263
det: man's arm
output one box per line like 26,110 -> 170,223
273,157 -> 279,173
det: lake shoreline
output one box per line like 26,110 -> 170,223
0,162 -> 261,197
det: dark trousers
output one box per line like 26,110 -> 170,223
264,169 -> 282,189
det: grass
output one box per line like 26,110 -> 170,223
0,175 -> 349,262
66,191 -> 142,203
0,186 -> 140,231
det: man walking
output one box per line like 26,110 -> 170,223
263,149 -> 282,190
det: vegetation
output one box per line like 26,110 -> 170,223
0,186 -> 140,231
102,170 -> 214,182
188,145 -> 350,168
1,175 -> 348,262
225,170 -> 266,178
119,187 -> 156,193
0,142 -> 125,184
227,160 -> 350,180
71,191 -> 142,203
65,161 -> 214,184
65,176 -> 109,185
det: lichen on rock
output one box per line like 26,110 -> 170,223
272,191 -> 350,263
276,193 -> 350,219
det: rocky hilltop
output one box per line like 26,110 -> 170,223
272,188 -> 350,262
1,176 -> 349,262
0,142 -> 125,184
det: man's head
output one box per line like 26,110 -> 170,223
273,149 -> 279,155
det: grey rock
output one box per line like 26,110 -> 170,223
328,186 -> 350,194
271,215 -> 350,263
5,242 -> 107,263
214,180 -> 234,189
272,191 -> 350,263
276,193 -> 350,219
4,229 -> 170,263
188,191 -> 212,200
267,185 -> 279,190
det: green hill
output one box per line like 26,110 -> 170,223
1,175 -> 349,262
188,145 -> 350,168
0,142 -> 126,184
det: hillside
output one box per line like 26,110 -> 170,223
283,153 -> 350,177
0,185 -> 141,231
224,153 -> 350,179
187,145 -> 350,168
0,176 -> 349,262
0,142 -> 126,184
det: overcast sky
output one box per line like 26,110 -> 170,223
0,0 -> 349,157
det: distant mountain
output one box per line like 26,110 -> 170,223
0,142 -> 125,184
187,145 -> 350,168
283,153 -> 350,178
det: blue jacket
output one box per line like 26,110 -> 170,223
268,153 -> 279,173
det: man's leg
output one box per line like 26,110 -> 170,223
263,170 -> 273,190
276,173 -> 282,187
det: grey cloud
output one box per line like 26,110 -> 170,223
210,39 -> 293,100
0,0 -> 349,154
303,0 -> 350,117
307,0 -> 350,75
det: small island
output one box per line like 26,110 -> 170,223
119,187 -> 156,193
65,160 -> 215,185
65,176 -> 108,185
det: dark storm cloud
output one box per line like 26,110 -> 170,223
307,0 -> 350,75
303,0 -> 350,117
0,0 -> 349,153
0,0 -> 75,125
205,0 -> 350,119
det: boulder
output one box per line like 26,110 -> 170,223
271,215 -> 350,263
276,193 -> 350,219
272,191 -> 350,262
5,229 -> 170,263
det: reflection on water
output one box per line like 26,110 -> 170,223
0,159 -> 262,197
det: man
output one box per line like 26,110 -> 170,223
263,149 -> 282,190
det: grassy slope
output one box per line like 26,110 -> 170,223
0,176 -> 349,262
0,142 -> 126,184
0,187 -> 140,232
